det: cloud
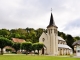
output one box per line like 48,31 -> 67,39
0,0 -> 80,36
64,19 -> 80,30
62,19 -> 80,36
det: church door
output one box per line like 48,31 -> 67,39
42,48 -> 44,54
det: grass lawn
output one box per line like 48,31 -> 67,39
0,54 -> 80,60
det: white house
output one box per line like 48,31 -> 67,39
39,12 -> 73,56
73,40 -> 80,56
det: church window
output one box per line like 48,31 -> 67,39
54,29 -> 58,34
61,41 -> 63,44
60,41 -> 61,44
58,41 -> 59,44
49,30 -> 50,34
42,38 -> 45,42
54,29 -> 56,33
58,48 -> 59,51
51,29 -> 52,33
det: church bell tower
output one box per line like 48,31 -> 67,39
47,12 -> 58,55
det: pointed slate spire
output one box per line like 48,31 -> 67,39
47,13 -> 57,28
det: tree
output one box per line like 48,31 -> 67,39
32,43 -> 37,53
58,31 -> 67,40
0,37 -> 13,55
26,28 -> 37,43
21,42 -> 32,54
0,29 -> 10,38
9,28 -> 27,40
66,34 -> 74,50
12,42 -> 21,54
36,43 -> 44,55
74,36 -> 80,41
35,28 -> 44,39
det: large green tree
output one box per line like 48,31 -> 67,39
66,34 -> 74,50
32,43 -> 37,53
21,42 -> 32,54
36,43 -> 44,55
0,37 -> 13,55
74,36 -> 80,41
0,29 -> 10,38
12,42 -> 21,54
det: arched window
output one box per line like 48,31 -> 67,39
49,30 -> 50,34
51,29 -> 52,33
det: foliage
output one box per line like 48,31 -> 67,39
0,37 -> 13,55
35,43 -> 44,55
12,42 -> 21,54
0,28 -> 44,43
0,29 -> 10,38
21,42 -> 32,54
58,31 -> 67,40
74,36 -> 80,41
66,34 -> 75,50
32,43 -> 37,52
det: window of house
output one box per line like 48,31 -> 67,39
58,41 -> 59,44
60,41 -> 62,44
77,50 -> 80,52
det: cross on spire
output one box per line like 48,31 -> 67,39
51,8 -> 52,12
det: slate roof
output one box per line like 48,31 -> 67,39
72,40 -> 80,46
58,36 -> 65,41
58,44 -> 72,49
47,13 -> 57,28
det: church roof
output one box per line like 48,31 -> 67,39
58,44 -> 72,49
47,13 -> 57,28
72,40 -> 80,46
58,36 -> 65,41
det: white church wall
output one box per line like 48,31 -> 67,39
39,32 -> 49,54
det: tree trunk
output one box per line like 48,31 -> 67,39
1,48 -> 3,55
26,50 -> 28,55
38,50 -> 39,55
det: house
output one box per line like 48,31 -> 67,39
39,12 -> 73,55
2,38 -> 26,53
72,40 -> 80,56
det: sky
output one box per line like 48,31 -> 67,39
0,0 -> 80,36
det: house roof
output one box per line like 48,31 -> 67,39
58,44 -> 72,49
72,40 -> 80,46
12,38 -> 26,43
58,36 -> 65,41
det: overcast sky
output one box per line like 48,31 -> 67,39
0,0 -> 80,36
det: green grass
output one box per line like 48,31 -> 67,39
0,54 -> 80,60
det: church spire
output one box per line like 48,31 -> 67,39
47,12 -> 57,28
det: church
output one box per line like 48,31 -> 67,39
39,12 -> 73,56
